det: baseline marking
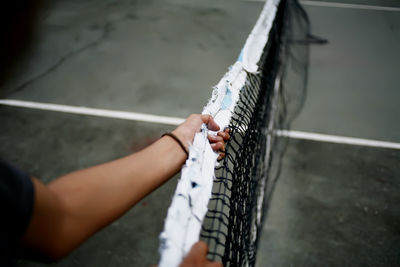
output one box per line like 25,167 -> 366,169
0,99 -> 184,126
244,0 -> 400,12
276,130 -> 400,150
1,99 -> 400,150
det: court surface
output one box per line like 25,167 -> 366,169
0,0 -> 399,266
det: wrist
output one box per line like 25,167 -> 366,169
162,132 -> 189,158
171,129 -> 192,152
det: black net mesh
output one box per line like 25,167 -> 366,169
199,0 -> 311,266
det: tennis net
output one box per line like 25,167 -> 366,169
159,0 -> 311,266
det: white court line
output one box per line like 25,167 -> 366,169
276,130 -> 400,150
300,0 -> 400,11
1,99 -> 400,150
0,99 -> 185,126
245,0 -> 400,12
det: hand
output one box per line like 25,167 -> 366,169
208,127 -> 230,160
172,114 -> 230,157
179,241 -> 223,267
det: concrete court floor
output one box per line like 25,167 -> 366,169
1,0 -> 265,266
257,0 -> 400,266
0,0 -> 398,266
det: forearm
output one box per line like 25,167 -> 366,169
24,136 -> 186,259
50,136 -> 185,226
21,114 -> 227,261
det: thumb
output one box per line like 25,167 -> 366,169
201,115 -> 220,131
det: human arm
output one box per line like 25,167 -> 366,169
20,114 -> 229,261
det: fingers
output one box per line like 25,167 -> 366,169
217,128 -> 230,141
208,128 -> 230,160
177,114 -> 230,158
172,115 -> 228,156
209,137 -> 226,161
208,128 -> 230,145
208,135 -> 224,143
201,115 -> 220,131
179,241 -> 223,267
210,141 -> 224,151
189,241 -> 208,258
209,135 -> 225,151
179,241 -> 208,267
208,262 -> 223,267
217,152 -> 226,161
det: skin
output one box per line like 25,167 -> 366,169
3,2 -> 227,265
20,114 -> 228,266
179,241 -> 223,267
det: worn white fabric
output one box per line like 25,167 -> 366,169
241,0 -> 280,73
158,1 -> 280,266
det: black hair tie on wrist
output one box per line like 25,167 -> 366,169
162,132 -> 189,157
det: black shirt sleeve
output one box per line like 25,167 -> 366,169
0,160 -> 34,265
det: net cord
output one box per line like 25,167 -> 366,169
158,1 -> 281,266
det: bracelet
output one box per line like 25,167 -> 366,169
161,132 -> 189,157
